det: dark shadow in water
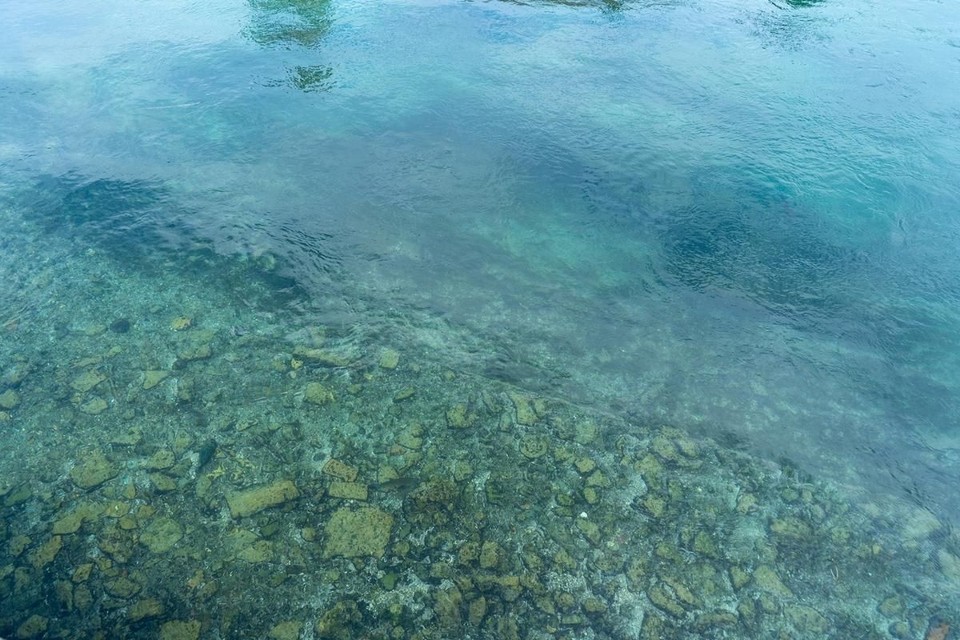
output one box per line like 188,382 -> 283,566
769,0 -> 825,8
245,0 -> 335,92
656,189 -> 869,333
26,173 -> 184,248
13,173 -> 305,307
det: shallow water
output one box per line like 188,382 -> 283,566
2,0 -> 960,636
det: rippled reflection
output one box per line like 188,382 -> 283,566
246,0 -> 335,92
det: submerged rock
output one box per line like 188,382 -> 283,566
142,370 -> 169,390
159,620 -> 200,640
227,480 -> 300,518
378,348 -> 400,369
140,517 -> 183,553
323,507 -> 393,558
304,382 -> 335,405
69,450 -> 118,490
70,369 -> 106,393
0,388 -> 20,410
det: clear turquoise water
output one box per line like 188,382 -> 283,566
2,0 -> 959,574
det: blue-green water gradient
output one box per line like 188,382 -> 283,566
2,0 -> 959,520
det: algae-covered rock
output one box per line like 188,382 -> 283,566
446,403 -> 475,429
753,565 -> 794,598
397,423 -> 424,450
408,478 -> 459,524
328,481 -> 368,501
170,316 -> 193,331
227,480 -> 299,518
379,348 -> 400,369
142,370 -> 170,390
15,614 -> 48,639
729,565 -> 751,590
509,392 -> 539,425
269,621 -> 303,640
0,388 -> 20,409
574,420 -> 599,444
575,517 -> 602,545
149,473 -> 177,492
786,604 -> 830,633
323,507 -> 393,558
71,369 -> 106,393
128,597 -> 164,622
143,449 -> 176,470
8,534 -> 31,557
469,596 -> 488,626
71,563 -> 93,583
315,600 -> 361,639
140,517 -> 183,553
177,343 -> 212,362
52,502 -> 103,535
70,450 -> 118,489
304,382 -> 335,405
392,387 -> 416,402
434,584 -> 463,629
648,583 -> 685,617
322,459 -> 358,482
519,435 -> 549,459
160,620 -> 201,640
78,396 -> 109,414
479,541 -> 501,569
30,535 -> 62,569
770,516 -> 814,540
104,576 -> 142,599
238,540 -> 274,563
574,457 -> 597,474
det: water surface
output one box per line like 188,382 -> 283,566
2,0 -> 960,635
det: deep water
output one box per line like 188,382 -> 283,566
2,0 -> 960,636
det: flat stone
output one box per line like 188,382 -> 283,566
159,620 -> 201,640
143,449 -> 176,470
238,540 -> 274,563
52,503 -> 104,535
292,346 -> 351,367
379,348 -> 400,369
140,517 -> 183,553
328,482 -> 368,501
16,614 -> 48,639
177,343 -> 212,362
446,403 -> 474,429
509,392 -> 538,426
104,576 -> 142,599
71,369 -> 106,393
31,535 -> 62,569
170,316 -> 192,331
322,459 -> 358,482
0,389 -> 19,409
128,598 -> 165,622
392,387 -> 416,402
323,507 -> 393,559
70,451 -> 118,489
227,480 -> 300,518
142,370 -> 170,390
149,473 -> 177,492
304,382 -> 335,405
78,396 -> 109,414
753,565 -> 794,598
268,621 -> 303,640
